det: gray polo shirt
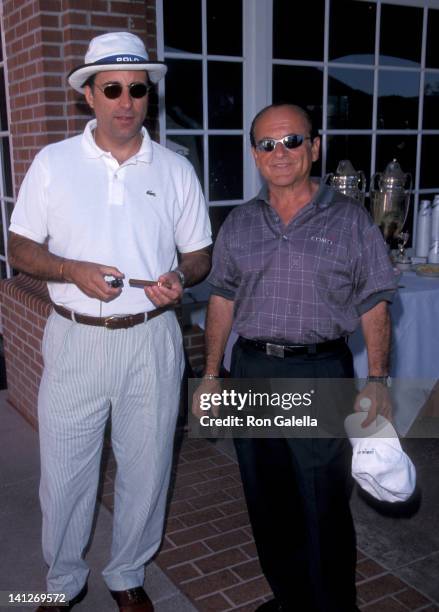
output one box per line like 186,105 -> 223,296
209,183 -> 397,344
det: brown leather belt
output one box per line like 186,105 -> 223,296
53,303 -> 167,330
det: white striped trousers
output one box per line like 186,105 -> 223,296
37,310 -> 184,597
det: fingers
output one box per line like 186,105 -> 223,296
99,265 -> 125,279
144,271 -> 183,307
69,261 -> 124,301
354,384 -> 393,428
360,408 -> 377,428
192,379 -> 222,420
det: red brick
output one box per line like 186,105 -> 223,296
170,485 -> 199,502
181,569 -> 239,600
179,507 -> 224,529
218,499 -> 248,517
356,559 -> 385,579
357,575 -> 407,603
168,500 -> 195,518
361,597 -> 408,611
232,559 -> 262,581
240,542 -> 258,559
90,14 -> 128,28
110,1 -> 146,15
168,523 -> 218,547
223,484 -> 245,500
205,529 -> 251,553
224,576 -> 271,606
174,470 -> 208,488
195,548 -> 248,575
211,454 -> 236,466
203,464 -> 241,480
67,0 -> 107,10
212,512 -> 250,534
164,517 -> 185,534
394,587 -> 431,608
195,476 -> 238,496
39,0 -> 61,10
157,542 -> 211,569
189,490 -> 234,511
196,593 -> 231,612
167,563 -> 201,584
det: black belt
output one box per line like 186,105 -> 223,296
53,303 -> 167,330
238,336 -> 346,358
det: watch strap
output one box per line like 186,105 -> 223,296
367,375 -> 391,387
173,268 -> 185,287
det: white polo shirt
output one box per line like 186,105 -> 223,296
10,120 -> 212,316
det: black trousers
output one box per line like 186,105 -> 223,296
231,340 -> 357,612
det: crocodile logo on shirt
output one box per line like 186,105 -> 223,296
146,190 -> 156,197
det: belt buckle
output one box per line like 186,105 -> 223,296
266,343 -> 284,358
104,315 -> 121,329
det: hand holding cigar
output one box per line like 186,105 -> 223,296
129,278 -> 172,289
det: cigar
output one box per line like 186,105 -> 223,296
129,278 -> 172,289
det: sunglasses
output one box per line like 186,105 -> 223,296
96,82 -> 152,99
255,134 -> 312,152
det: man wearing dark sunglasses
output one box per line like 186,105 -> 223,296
196,103 -> 397,611
8,32 -> 211,612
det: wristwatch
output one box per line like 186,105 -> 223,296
173,268 -> 186,288
367,375 -> 391,387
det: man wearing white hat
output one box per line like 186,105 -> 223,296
8,32 -> 212,612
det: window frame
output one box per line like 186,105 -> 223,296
0,6 -> 15,280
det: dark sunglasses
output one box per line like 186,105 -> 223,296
96,82 -> 152,99
255,134 -> 312,152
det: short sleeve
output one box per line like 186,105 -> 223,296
9,153 -> 49,244
353,222 -> 398,314
208,219 -> 240,300
174,163 -> 212,253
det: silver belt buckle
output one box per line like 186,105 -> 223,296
266,343 -> 284,358
104,315 -> 120,329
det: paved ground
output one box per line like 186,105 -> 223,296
0,391 -> 196,612
1,390 -> 438,611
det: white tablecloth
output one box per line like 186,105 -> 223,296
350,271 -> 439,380
349,271 -> 439,435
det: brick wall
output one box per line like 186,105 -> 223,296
0,275 -> 51,427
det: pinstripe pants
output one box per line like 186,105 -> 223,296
37,310 -> 184,597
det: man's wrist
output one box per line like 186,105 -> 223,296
203,373 -> 220,380
60,259 -> 73,282
173,268 -> 185,287
367,375 -> 391,387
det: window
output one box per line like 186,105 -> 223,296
0,16 -> 13,279
159,0 -> 439,247
159,0 -> 245,209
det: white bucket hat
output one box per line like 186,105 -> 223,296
68,32 -> 167,93
344,413 -> 416,503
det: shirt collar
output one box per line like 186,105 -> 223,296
81,119 -> 153,163
255,179 -> 336,209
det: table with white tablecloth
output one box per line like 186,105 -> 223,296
349,271 -> 439,435
349,271 -> 439,380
